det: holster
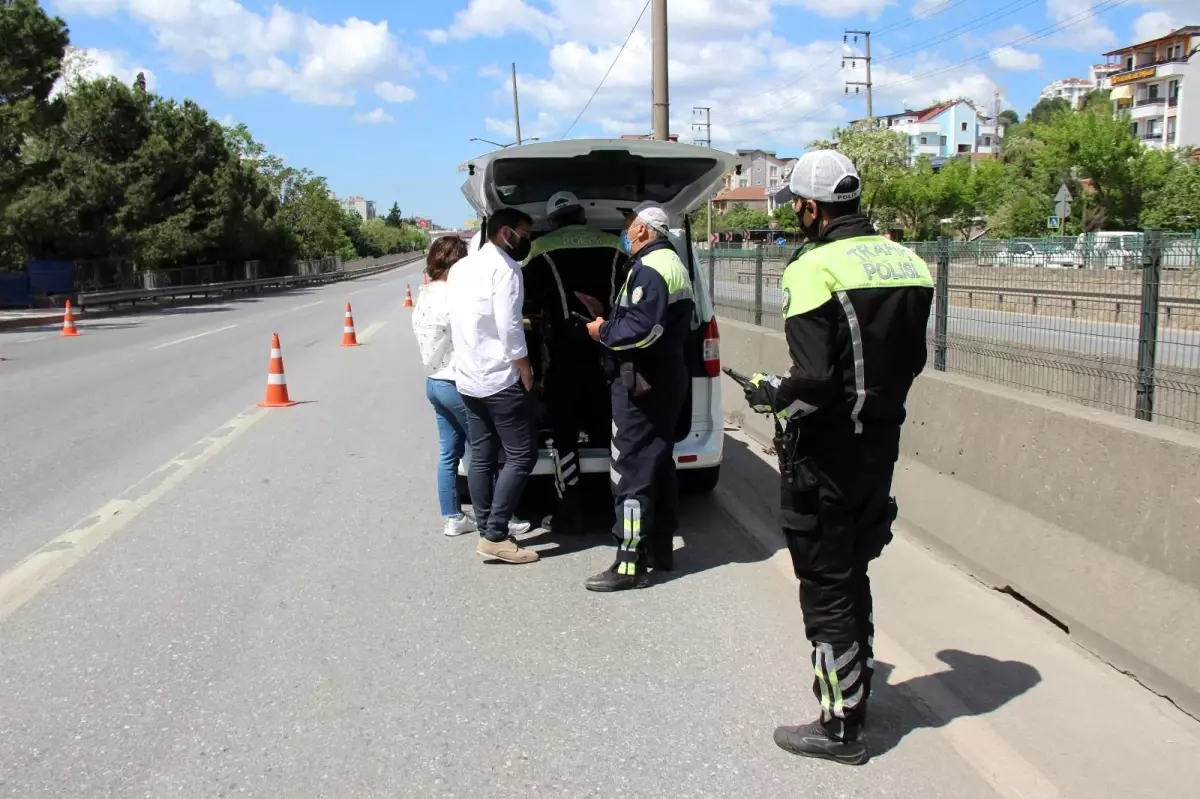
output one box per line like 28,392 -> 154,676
620,362 -> 652,398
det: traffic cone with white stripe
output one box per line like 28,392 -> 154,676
257,333 -> 298,408
60,300 -> 80,337
403,284 -> 414,308
340,303 -> 359,347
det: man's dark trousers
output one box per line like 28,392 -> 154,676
608,363 -> 685,574
781,428 -> 899,740
462,382 -> 537,543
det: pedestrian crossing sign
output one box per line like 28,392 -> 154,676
1047,216 -> 1060,229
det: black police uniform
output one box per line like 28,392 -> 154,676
747,213 -> 933,760
588,238 -> 694,591
522,225 -> 627,532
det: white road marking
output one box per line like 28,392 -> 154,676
0,407 -> 267,622
151,324 -> 239,350
292,301 -> 325,311
15,335 -> 49,344
355,320 -> 387,344
347,286 -> 371,297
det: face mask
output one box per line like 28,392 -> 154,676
501,229 -> 532,262
797,201 -> 821,240
620,230 -> 632,253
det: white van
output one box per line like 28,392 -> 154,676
455,138 -> 737,495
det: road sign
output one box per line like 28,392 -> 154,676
1054,184 -> 1073,203
776,236 -> 787,247
1047,216 -> 1060,229
1054,199 -> 1072,220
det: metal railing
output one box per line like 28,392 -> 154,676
708,233 -> 1200,431
78,252 -> 423,310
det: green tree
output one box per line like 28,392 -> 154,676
998,109 -> 1020,128
1079,89 -> 1111,113
771,201 -> 799,231
0,0 -> 70,234
1140,160 -> 1200,231
385,202 -> 403,228
723,204 -> 771,232
1026,97 -> 1071,125
276,169 -> 355,260
876,159 -> 947,240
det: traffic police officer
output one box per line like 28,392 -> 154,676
743,151 -> 933,764
584,201 -> 692,592
522,192 -> 627,535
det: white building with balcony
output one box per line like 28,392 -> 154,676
1102,26 -> 1199,150
1041,78 -> 1096,108
853,100 -> 1002,164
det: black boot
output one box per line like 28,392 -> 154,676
646,540 -> 675,572
585,561 -> 650,592
773,719 -> 868,766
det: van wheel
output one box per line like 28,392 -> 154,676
681,466 -> 720,494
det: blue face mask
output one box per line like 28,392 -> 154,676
620,230 -> 632,253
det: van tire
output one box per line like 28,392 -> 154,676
681,466 -> 720,494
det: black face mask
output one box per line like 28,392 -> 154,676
499,229 -> 532,262
797,200 -> 821,241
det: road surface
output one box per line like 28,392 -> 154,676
2,264 -> 1199,797
713,279 -> 1200,371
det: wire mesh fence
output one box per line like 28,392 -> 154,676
707,233 -> 1200,433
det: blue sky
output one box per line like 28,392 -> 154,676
50,0 -> 1189,226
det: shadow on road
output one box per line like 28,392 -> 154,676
868,650 -> 1043,757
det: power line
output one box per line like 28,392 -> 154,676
722,0 -> 1010,132
873,0 -> 1042,66
748,0 -> 1132,142
559,0 -> 651,140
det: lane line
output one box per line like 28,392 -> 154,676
347,286 -> 372,297
0,407 -> 267,622
355,320 -> 387,344
292,300 -> 325,311
15,335 -> 49,344
151,324 -> 239,350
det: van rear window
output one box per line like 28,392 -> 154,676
491,154 -> 717,205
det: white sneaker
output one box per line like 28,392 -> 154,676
508,517 -> 532,536
444,514 -> 478,537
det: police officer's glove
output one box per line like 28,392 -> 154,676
744,373 -> 782,416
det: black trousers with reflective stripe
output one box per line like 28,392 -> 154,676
544,365 -> 587,515
781,429 -> 897,738
609,368 -> 685,573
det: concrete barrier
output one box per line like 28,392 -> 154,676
717,316 -> 1200,720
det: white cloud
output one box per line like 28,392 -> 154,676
1045,0 -> 1117,50
52,47 -> 157,95
376,81 -> 416,103
52,0 -> 433,106
911,0 -> 946,18
1132,11 -> 1177,43
990,46 -> 1043,70
353,108 -> 393,125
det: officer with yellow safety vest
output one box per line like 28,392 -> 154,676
522,192 -> 628,535
741,151 -> 934,765
583,201 -> 692,592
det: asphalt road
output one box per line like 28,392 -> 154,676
2,265 -> 1199,797
713,279 -> 1200,371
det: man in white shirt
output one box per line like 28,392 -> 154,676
447,207 -> 540,565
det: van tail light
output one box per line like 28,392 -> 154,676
702,317 -> 721,378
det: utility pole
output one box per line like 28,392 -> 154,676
511,62 -> 523,145
844,30 -> 873,123
693,106 -> 713,248
651,0 -> 670,140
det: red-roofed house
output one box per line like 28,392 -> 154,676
711,186 -> 770,214
851,99 -> 1002,163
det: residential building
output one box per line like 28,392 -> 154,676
1040,78 -> 1095,108
1090,62 -> 1122,89
721,149 -> 798,195
710,187 -> 770,215
1102,26 -> 1199,150
338,196 -> 376,221
854,99 -> 1002,163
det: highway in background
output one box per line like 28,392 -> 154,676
2,264 -> 1199,797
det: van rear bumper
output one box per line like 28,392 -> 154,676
456,427 -> 723,476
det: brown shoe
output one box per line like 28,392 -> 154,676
476,536 -> 540,564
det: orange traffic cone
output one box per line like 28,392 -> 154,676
257,333 -> 298,408
403,284 -> 414,308
60,300 -> 80,337
340,303 -> 359,347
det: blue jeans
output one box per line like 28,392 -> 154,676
426,378 -> 470,518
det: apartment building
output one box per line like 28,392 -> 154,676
722,149 -> 798,194
1102,26 -> 1198,150
1090,62 -> 1122,89
854,99 -> 1002,163
338,196 -> 377,221
1041,78 -> 1094,108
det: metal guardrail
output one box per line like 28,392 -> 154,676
77,253 -> 424,309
